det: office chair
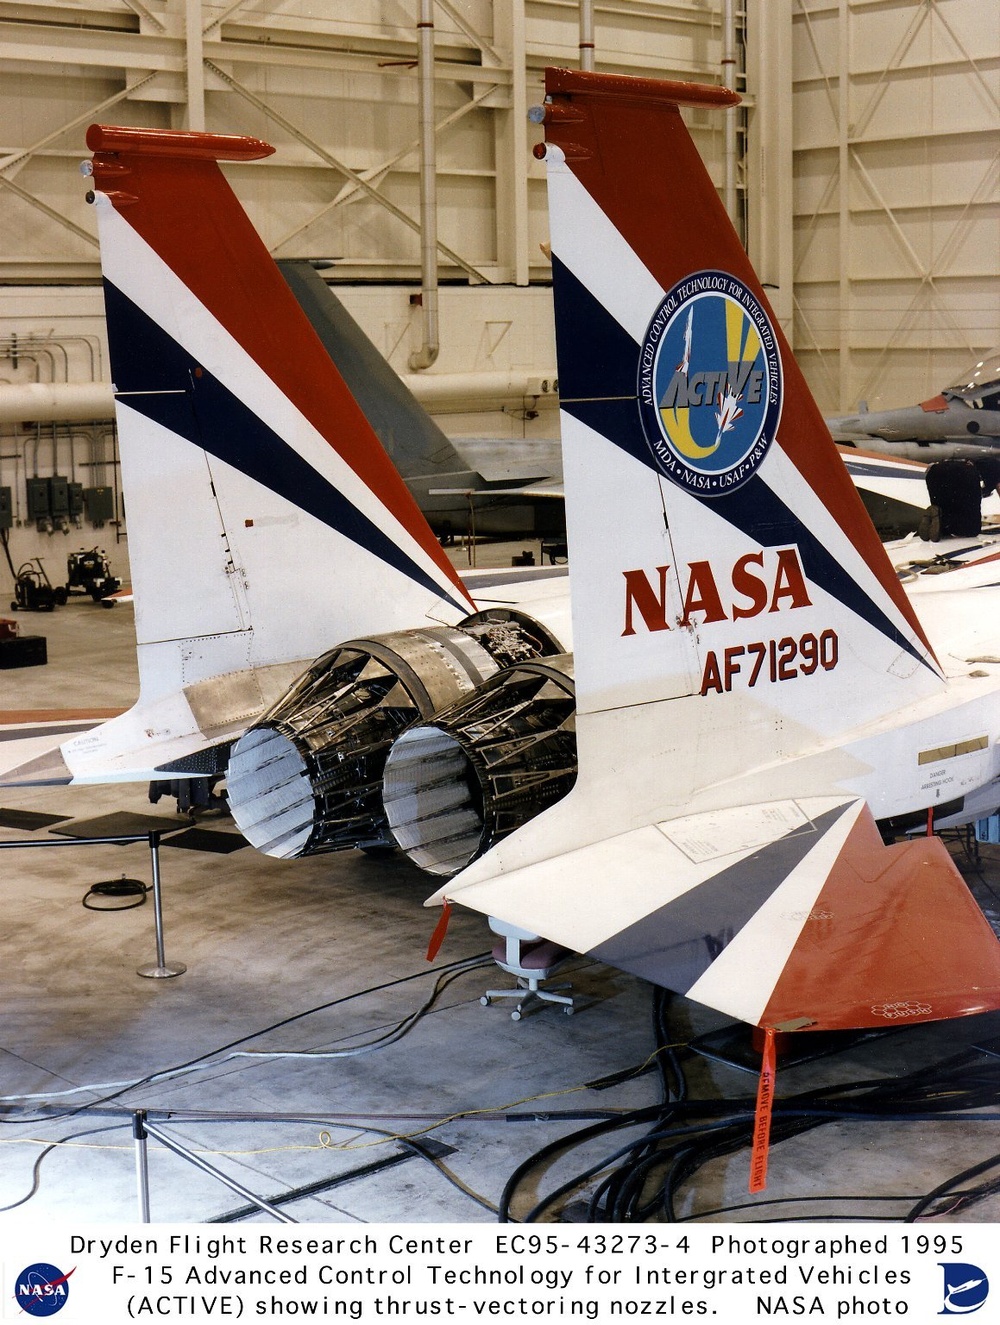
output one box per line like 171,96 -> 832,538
480,917 -> 575,1020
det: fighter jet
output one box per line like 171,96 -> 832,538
828,349 -> 1000,460
276,259 -> 564,540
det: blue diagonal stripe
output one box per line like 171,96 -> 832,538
551,256 -> 935,676
103,280 -> 469,615
589,803 -> 851,994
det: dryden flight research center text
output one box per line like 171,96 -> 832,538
14,1226 -> 990,1322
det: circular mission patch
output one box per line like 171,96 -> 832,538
638,270 -> 782,495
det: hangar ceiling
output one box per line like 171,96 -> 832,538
0,1 -> 735,287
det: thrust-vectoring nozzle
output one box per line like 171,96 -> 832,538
382,655 -> 576,877
226,615 -> 563,860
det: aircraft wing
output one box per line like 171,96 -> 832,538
839,450 -> 928,503
429,479 -> 564,501
511,478 -> 564,499
430,795 -> 1000,1032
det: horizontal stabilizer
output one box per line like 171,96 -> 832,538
0,659 -> 309,786
433,797 -> 1000,1031
0,711 -> 122,786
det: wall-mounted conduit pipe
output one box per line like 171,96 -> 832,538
409,0 -> 440,371
722,0 -> 738,227
579,0 -> 595,71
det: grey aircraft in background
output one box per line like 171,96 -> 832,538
278,260 -> 564,541
828,348 -> 1000,460
283,258 -> 980,543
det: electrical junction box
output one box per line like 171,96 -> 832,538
26,476 -> 50,522
48,475 -> 70,520
0,486 -> 11,530
83,486 -> 114,524
0,635 -> 47,668
68,482 -> 84,519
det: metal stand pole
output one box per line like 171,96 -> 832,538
0,833 -> 188,979
141,1119 -> 296,1223
137,831 -> 186,978
134,1110 -> 151,1223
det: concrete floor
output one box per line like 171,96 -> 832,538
1,568 -> 999,1227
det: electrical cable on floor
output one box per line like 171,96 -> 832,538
228,959 -> 490,1060
82,876 -> 148,911
0,951 -> 494,1122
0,1123 -> 125,1214
5,943 -> 997,1223
679,1193 -> 939,1221
208,1127 -> 502,1224
904,1150 -> 1000,1222
499,991 -> 1000,1224
0,974 -> 684,1218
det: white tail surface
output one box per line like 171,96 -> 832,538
431,70 -> 1000,1034
88,124 -> 472,710
18,126 -> 477,783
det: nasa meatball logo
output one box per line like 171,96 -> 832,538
638,270 -> 782,494
13,1263 -> 74,1316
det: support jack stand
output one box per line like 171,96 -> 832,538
136,832 -> 185,979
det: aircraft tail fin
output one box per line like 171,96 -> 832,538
430,70 -> 999,1034
86,124 -> 472,710
536,69 -> 942,741
276,260 -> 468,482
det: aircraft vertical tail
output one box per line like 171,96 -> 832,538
542,72 -> 942,737
431,70 -> 1000,1034
0,126 -> 475,785
450,68 -> 947,853
275,260 -> 469,482
37,125 -> 475,779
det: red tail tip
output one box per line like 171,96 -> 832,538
86,123 -> 275,163
544,67 -> 741,111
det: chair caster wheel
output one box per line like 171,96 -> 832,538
564,1006 -> 574,1015
480,996 -> 490,1006
511,1009 -> 522,1021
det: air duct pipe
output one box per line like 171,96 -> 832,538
0,382 -> 117,424
409,0 -> 440,371
0,372 -> 562,424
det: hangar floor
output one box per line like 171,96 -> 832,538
1,560 -> 999,1227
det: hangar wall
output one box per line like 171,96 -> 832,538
790,0 -> 1000,413
0,1 -> 996,579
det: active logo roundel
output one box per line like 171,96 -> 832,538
638,270 -> 782,495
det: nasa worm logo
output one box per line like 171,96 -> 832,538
638,270 -> 782,495
939,1262 -> 989,1315
13,1263 -> 74,1316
